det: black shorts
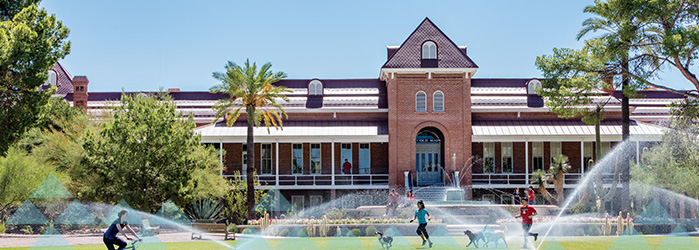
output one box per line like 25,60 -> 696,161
522,224 -> 532,233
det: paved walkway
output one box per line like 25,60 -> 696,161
0,232 -> 232,248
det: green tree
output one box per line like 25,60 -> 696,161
0,0 -> 71,156
0,146 -> 63,220
549,154 -> 572,206
210,59 -> 289,221
81,93 -> 227,213
223,171 -> 267,224
531,169 -> 556,205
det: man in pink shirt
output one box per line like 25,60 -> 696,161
384,188 -> 399,217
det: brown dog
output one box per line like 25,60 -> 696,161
464,228 -> 508,248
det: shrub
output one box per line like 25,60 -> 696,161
587,225 -> 602,236
569,203 -> 593,214
365,225 -> 377,237
227,224 -> 237,233
324,208 -> 346,220
242,228 -> 254,234
185,199 -> 223,223
348,228 -> 361,237
279,228 -> 290,237
575,227 -> 586,236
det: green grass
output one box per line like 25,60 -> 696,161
2,236 -> 699,250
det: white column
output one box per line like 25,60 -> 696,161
219,141 -> 223,176
331,139 -> 335,186
275,140 -> 279,187
580,140 -> 585,175
525,140 -> 529,185
636,141 -> 640,165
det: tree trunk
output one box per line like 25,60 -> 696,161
246,106 -> 256,222
620,58 -> 631,214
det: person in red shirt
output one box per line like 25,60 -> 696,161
527,186 -> 535,205
515,202 -> 539,247
342,159 -> 352,174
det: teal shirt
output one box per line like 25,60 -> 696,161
415,209 -> 429,224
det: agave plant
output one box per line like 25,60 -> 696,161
184,199 -> 224,223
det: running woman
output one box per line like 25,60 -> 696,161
410,200 -> 433,248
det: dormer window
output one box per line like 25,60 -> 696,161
422,41 -> 437,59
308,80 -> 323,95
527,79 -> 542,95
45,70 -> 57,85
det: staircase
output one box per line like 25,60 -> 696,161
413,186 -> 448,202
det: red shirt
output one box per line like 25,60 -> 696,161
342,162 -> 352,174
520,205 -> 537,225
528,189 -> 535,201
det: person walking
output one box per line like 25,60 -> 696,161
512,188 -> 521,205
515,201 -> 538,248
527,186 -> 535,205
410,200 -> 433,248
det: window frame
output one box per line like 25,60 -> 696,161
260,144 -> 273,175
292,143 -> 303,175
550,141 -> 562,164
291,195 -> 304,210
415,91 -> 427,112
433,91 -> 444,112
308,80 -> 323,96
341,143 -> 352,174
483,142 -> 495,173
359,143 -> 370,174
501,142 -> 513,173
532,142 -> 544,171
46,70 -> 57,85
422,41 -> 437,59
310,195 -> 323,207
310,143 -> 321,175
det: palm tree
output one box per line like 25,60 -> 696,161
578,0 -> 646,212
549,154 -> 572,206
210,59 -> 290,221
531,169 -> 556,205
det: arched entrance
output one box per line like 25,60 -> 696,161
415,127 -> 444,186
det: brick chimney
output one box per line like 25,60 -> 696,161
72,76 -> 89,112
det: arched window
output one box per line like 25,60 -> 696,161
415,91 -> 427,112
422,41 -> 437,59
527,79 -> 542,95
433,91 -> 444,112
45,70 -> 57,85
308,80 -> 323,95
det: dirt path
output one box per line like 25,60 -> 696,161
0,232 -> 232,248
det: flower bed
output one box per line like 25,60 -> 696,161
248,217 -> 443,225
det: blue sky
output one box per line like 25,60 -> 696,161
41,0 -> 694,92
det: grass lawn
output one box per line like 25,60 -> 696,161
1,235 -> 699,250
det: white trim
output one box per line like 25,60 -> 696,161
525,140 -> 529,185
472,134 -> 661,142
331,140 -> 335,186
636,141 -> 640,165
253,185 -> 389,190
275,140 -> 279,186
380,68 -> 478,81
471,106 -> 625,113
219,141 -> 223,176
201,136 -> 389,144
415,91 -> 427,112
580,141 -> 585,175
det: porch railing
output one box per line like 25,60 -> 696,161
472,173 -> 618,186
223,174 -> 389,186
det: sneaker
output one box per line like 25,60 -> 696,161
422,240 -> 426,246
522,245 -> 528,248
534,233 -> 539,241
429,241 -> 433,248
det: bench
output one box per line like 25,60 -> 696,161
190,223 -> 234,240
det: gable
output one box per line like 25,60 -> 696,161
382,18 -> 478,69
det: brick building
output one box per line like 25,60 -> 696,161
50,18 -> 687,207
